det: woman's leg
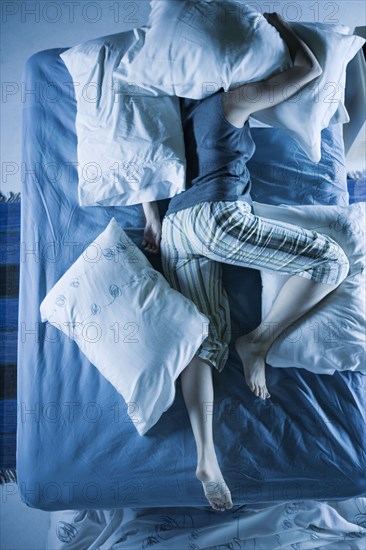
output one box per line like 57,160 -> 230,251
235,276 -> 339,400
161,209 -> 233,511
180,356 -> 233,511
189,200 -> 350,400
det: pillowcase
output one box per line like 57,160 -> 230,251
40,218 -> 209,436
253,201 -> 366,375
251,23 -> 365,162
60,32 -> 185,207
247,124 -> 348,208
114,0 -> 292,98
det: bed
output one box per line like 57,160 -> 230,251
15,7 -> 366,549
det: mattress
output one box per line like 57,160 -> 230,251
17,47 -> 366,510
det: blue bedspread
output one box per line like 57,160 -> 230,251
17,48 -> 365,510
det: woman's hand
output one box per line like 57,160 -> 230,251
263,12 -> 321,76
221,12 -> 322,124
263,12 -> 280,26
142,217 -> 162,254
142,201 -> 162,254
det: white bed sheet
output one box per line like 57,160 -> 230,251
47,498 -> 366,549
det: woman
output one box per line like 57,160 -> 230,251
141,13 -> 349,511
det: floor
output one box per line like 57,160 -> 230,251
0,483 -> 50,550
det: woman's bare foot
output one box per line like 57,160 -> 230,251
196,454 -> 233,512
235,336 -> 271,400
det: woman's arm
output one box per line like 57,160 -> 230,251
222,13 -> 322,127
142,201 -> 162,254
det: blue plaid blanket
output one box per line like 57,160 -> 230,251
1,193 -> 20,483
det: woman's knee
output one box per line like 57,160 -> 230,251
327,238 -> 350,285
336,245 -> 350,284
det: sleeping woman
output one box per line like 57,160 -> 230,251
141,13 -> 350,512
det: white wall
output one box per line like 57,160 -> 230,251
0,2 -> 365,549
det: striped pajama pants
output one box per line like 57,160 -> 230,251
160,200 -> 349,372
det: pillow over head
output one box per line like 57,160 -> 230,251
60,32 -> 185,207
253,201 -> 366,375
40,218 -> 209,435
114,0 -> 291,98
115,1 -> 364,163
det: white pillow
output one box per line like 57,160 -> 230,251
40,218 -> 208,436
114,0 -> 291,98
60,32 -> 186,207
253,202 -> 366,375
251,23 -> 365,162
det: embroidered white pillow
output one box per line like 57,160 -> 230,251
253,202 -> 366,375
60,32 -> 185,207
40,218 -> 209,435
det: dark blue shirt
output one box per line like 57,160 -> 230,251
165,88 -> 256,216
